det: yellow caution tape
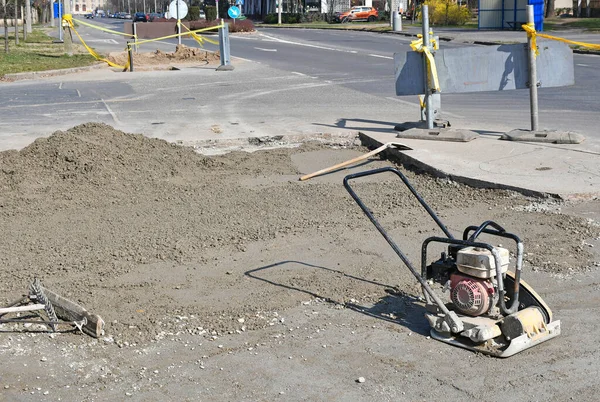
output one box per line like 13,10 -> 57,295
410,34 -> 441,92
523,22 -> 539,57
62,14 -> 129,70
134,24 -> 224,47
180,23 -> 220,47
522,23 -> 600,53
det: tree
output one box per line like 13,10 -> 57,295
545,0 -> 555,18
3,0 -> 9,53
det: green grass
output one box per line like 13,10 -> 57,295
543,17 -> 600,32
561,17 -> 600,29
0,29 -> 97,77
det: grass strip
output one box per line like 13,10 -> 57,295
0,28 -> 98,77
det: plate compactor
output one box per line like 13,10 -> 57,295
344,167 -> 561,357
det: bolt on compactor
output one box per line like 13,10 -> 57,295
344,167 -> 560,357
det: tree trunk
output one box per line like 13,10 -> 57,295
586,0 -> 591,17
545,0 -> 555,18
14,0 -> 18,45
63,0 -> 73,55
25,0 -> 31,33
3,0 -> 8,53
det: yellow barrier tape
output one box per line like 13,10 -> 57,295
180,23 -> 220,47
62,15 -> 129,70
522,23 -> 600,53
410,34 -> 441,92
73,16 -> 137,38
523,22 -> 539,57
134,24 -> 224,47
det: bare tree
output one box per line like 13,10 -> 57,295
3,0 -> 9,53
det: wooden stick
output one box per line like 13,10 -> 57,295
38,285 -> 105,338
299,142 -> 411,181
0,304 -> 45,315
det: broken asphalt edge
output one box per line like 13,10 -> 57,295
357,132 -> 578,201
2,63 -> 107,81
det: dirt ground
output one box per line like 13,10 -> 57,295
1,123 -> 599,401
107,45 -> 221,70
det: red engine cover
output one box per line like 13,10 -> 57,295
450,273 -> 495,316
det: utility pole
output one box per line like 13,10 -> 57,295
63,0 -> 73,55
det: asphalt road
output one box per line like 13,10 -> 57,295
1,19 -> 598,152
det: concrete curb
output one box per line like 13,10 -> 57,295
2,63 -> 108,82
357,132 -> 557,199
260,24 -> 600,55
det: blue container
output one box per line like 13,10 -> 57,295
53,2 -> 63,19
528,0 -> 544,31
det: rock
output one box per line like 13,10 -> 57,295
357,377 -> 366,383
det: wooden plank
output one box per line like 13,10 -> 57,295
0,304 -> 45,315
39,285 -> 105,338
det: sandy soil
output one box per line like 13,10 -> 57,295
107,45 -> 220,70
0,123 -> 599,401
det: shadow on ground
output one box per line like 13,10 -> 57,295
245,260 -> 430,336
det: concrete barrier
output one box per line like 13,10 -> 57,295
123,21 -> 219,40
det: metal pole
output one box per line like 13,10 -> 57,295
58,0 -> 63,41
132,22 -> 138,52
177,0 -> 181,45
527,5 -> 539,132
218,18 -> 231,67
422,5 -> 433,129
127,41 -> 134,71
278,1 -> 281,24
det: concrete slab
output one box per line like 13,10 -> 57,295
359,131 -> 600,200
395,127 -> 479,142
502,129 -> 585,144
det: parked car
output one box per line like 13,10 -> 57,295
334,6 -> 378,23
199,10 -> 206,19
124,13 -> 132,19
149,12 -> 163,21
84,13 -> 94,19
133,12 -> 148,22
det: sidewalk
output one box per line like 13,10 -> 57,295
387,25 -> 600,54
359,131 -> 600,201
358,25 -> 600,200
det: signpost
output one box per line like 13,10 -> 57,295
228,5 -> 240,19
168,0 -> 188,45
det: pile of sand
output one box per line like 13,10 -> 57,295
107,44 -> 221,69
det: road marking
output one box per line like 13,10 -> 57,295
59,82 -> 63,90
291,72 -> 307,77
576,63 -> 589,67
76,89 -> 81,97
254,47 -> 277,52
101,98 -> 120,124
258,33 -> 358,54
368,54 -> 393,59
86,39 -> 119,44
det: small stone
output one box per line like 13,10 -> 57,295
40,357 -> 47,362
357,377 -> 366,383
